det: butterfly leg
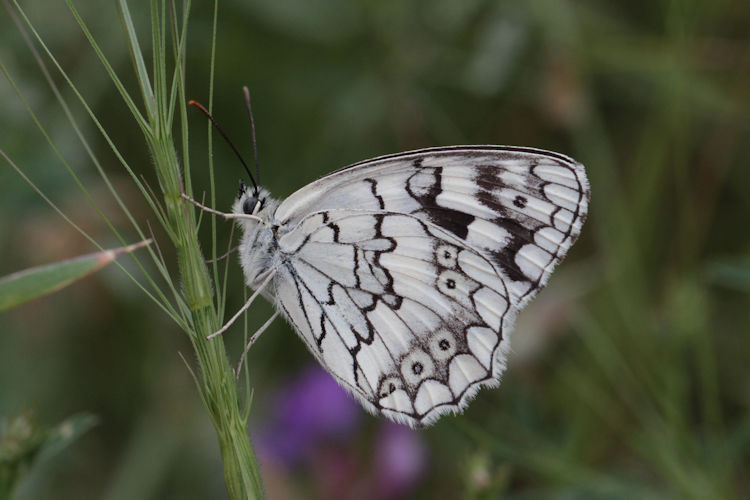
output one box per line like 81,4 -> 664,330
204,245 -> 240,264
207,268 -> 277,339
235,310 -> 280,379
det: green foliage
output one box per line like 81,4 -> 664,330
3,0 -> 263,497
0,241 -> 149,312
0,412 -> 97,498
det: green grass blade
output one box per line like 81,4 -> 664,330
0,64 -> 186,327
1,149 -> 187,330
115,0 -> 156,121
208,0 -> 221,312
0,241 -> 151,312
5,1 -> 191,328
63,0 -> 150,134
6,2 -> 170,242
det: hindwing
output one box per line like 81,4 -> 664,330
274,211 -> 512,426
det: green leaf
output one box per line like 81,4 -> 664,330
0,240 -> 151,312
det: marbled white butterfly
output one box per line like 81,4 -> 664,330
188,102 -> 589,428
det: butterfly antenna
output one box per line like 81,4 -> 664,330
242,86 -> 261,187
188,99 -> 259,194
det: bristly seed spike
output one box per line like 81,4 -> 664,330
242,86 -> 261,193
188,99 -> 259,193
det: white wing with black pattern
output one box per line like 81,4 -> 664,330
263,146 -> 589,427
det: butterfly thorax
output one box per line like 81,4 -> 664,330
233,186 -> 281,290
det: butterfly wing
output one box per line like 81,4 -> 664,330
272,146 -> 589,426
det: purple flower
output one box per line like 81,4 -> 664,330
374,422 -> 427,499
256,364 -> 428,499
257,365 -> 360,465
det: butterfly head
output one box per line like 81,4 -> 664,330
233,180 -> 278,223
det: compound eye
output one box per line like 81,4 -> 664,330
242,197 -> 257,215
243,196 -> 264,215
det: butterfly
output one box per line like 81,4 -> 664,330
185,100 -> 589,427
190,143 -> 590,428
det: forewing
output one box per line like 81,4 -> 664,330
275,146 -> 589,307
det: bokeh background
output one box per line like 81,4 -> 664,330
2,0 -> 749,498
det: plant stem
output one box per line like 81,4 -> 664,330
20,0 -> 266,493
137,1 -> 265,495
146,133 -> 264,499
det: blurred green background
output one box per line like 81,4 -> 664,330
1,0 -> 749,498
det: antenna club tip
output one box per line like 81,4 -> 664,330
188,99 -> 208,111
